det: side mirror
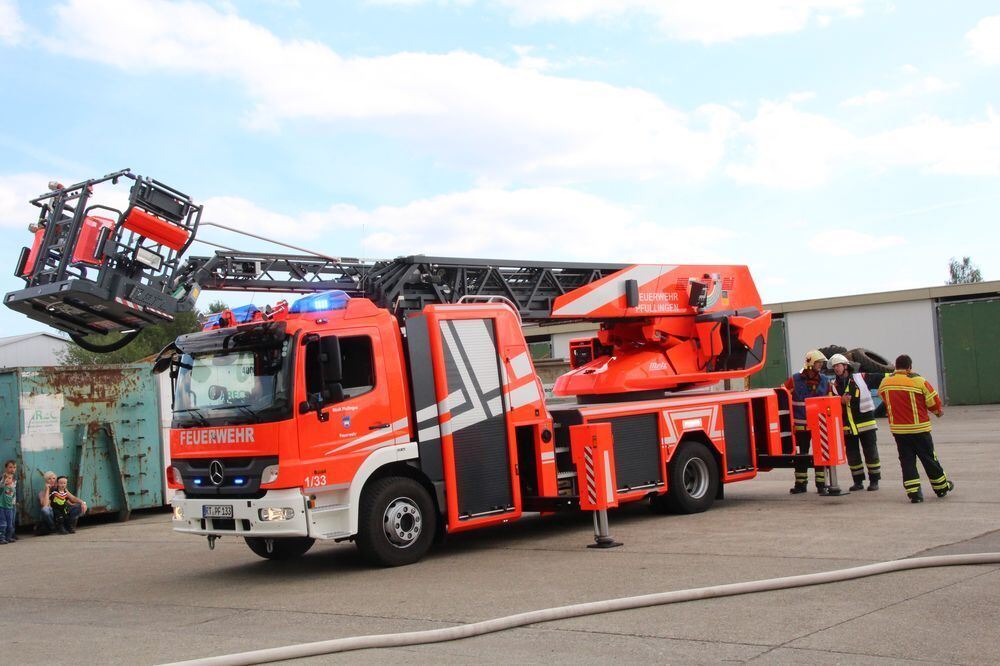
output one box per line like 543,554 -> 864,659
319,336 -> 342,385
152,342 -> 180,375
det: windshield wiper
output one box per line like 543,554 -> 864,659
215,403 -> 262,423
174,407 -> 209,426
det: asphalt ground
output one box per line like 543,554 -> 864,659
2,405 -> 998,665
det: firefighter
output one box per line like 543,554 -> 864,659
878,354 -> 954,503
828,354 -> 883,491
784,350 -> 832,494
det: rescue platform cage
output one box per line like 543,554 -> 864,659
7,169 -> 202,342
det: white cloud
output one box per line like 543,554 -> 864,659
967,15 -> 1000,64
0,0 -> 25,44
204,187 -> 733,263
0,173 -> 47,230
840,76 -> 958,107
726,102 -> 858,188
26,1 -> 1000,190
864,111 -> 1000,176
42,0 -> 736,185
807,229 -> 904,256
495,0 -> 867,43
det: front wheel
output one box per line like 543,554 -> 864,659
651,441 -> 719,515
356,476 -> 437,567
245,536 -> 315,560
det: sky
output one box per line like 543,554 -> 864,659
1,0 -> 999,337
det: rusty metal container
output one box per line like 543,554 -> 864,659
0,364 -> 164,525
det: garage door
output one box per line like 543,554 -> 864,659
938,299 -> 1000,405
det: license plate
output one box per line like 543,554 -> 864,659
202,505 -> 233,519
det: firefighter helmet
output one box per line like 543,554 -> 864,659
827,353 -> 851,369
804,350 -> 828,367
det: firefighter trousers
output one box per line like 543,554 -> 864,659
846,429 -> 881,482
893,432 -> 949,498
793,430 -> 827,489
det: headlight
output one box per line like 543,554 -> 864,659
258,507 -> 295,521
172,505 -> 184,520
261,464 -> 279,485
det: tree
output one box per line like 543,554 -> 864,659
60,311 -> 203,365
947,256 -> 983,285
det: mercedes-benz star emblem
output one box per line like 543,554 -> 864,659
209,460 -> 225,486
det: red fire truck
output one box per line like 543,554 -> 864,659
6,170 -> 844,566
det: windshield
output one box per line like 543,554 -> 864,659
173,336 -> 293,427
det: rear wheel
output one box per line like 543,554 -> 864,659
356,476 -> 436,567
651,441 -> 719,514
245,536 -> 315,560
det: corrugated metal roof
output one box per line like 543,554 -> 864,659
0,332 -> 71,348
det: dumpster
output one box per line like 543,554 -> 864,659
0,364 -> 164,525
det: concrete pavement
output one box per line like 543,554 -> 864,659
2,406 -> 998,665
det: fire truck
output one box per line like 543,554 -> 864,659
5,170 -> 844,566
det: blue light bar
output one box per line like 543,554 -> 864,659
233,477 -> 246,486
193,478 -> 203,486
289,290 -> 351,314
231,304 -> 260,323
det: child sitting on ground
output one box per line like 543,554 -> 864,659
50,476 -> 84,535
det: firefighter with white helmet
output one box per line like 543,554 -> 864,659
828,353 -> 884,491
783,350 -> 834,494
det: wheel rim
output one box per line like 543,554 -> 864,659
682,457 -> 710,499
382,496 -> 422,549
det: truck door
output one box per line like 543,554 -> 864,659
297,328 -> 400,485
429,313 -> 519,532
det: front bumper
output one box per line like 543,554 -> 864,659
171,488 -> 309,538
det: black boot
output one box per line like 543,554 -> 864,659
849,480 -> 865,492
867,480 -> 879,491
909,492 -> 924,504
935,480 -> 955,498
789,484 -> 807,494
816,484 -> 829,496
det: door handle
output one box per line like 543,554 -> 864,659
369,423 -> 391,430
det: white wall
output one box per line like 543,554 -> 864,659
0,337 -> 70,367
551,329 -> 599,360
158,372 -> 176,503
785,299 -> 940,386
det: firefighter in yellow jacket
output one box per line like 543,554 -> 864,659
878,354 -> 954,503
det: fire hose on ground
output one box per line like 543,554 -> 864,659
164,552 -> 1000,666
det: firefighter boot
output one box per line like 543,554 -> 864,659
789,485 -> 807,494
849,480 -> 865,492
867,480 -> 879,491
909,492 -> 924,504
935,480 -> 955,498
816,484 -> 829,496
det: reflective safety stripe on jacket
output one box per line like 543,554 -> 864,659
878,371 -> 942,434
835,372 -> 877,436
791,372 -> 831,430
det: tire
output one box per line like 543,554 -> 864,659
651,441 -> 719,515
245,536 -> 315,560
847,348 -> 893,374
818,345 -> 848,360
356,476 -> 436,567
